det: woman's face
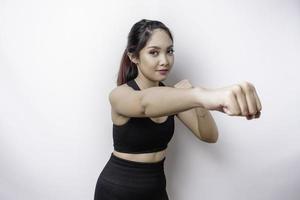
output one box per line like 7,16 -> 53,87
134,29 -> 174,82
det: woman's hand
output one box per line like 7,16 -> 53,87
200,81 -> 262,120
174,79 -> 193,89
175,80 -> 262,120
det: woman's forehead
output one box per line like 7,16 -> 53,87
146,31 -> 173,48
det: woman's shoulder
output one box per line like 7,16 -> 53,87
110,81 -> 134,92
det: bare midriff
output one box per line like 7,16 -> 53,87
113,148 -> 167,163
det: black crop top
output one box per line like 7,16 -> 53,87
113,79 -> 175,154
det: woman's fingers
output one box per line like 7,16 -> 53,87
234,82 -> 262,120
242,82 -> 257,115
240,82 -> 262,120
234,85 -> 249,116
253,87 -> 262,112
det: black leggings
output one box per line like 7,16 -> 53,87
94,152 -> 169,200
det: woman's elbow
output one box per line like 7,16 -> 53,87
201,132 -> 219,143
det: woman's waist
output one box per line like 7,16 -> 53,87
112,149 -> 167,163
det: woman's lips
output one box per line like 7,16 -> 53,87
157,70 -> 168,75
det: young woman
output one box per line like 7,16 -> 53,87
94,19 -> 262,200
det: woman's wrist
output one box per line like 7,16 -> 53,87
193,86 -> 209,109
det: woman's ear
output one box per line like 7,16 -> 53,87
127,52 -> 139,65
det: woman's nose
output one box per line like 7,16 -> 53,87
159,54 -> 169,66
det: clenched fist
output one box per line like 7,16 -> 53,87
174,79 -> 262,120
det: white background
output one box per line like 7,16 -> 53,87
1,0 -> 299,199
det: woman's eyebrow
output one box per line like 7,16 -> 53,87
147,45 -> 173,49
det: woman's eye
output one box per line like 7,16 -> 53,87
168,49 -> 174,54
150,51 -> 158,56
150,50 -> 174,56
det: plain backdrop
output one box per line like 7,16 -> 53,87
1,0 -> 300,199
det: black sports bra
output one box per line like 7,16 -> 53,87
112,79 -> 175,154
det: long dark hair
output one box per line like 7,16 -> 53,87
116,19 -> 174,86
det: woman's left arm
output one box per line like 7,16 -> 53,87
174,79 -> 219,143
194,106 -> 219,143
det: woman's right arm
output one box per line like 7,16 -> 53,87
110,81 -> 262,119
109,86 -> 206,118
141,86 -> 205,117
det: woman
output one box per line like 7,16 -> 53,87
94,19 -> 262,200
